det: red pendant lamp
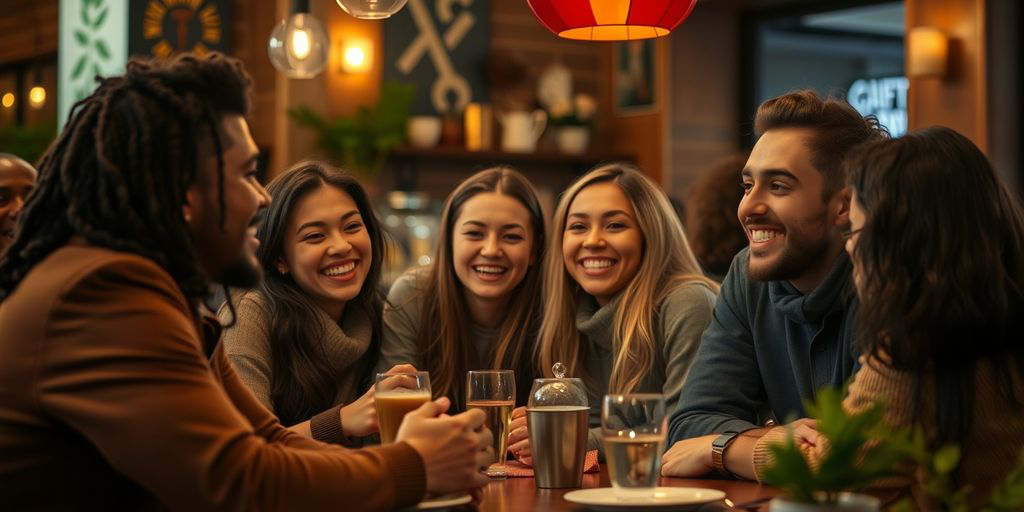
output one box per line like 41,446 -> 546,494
527,0 -> 697,41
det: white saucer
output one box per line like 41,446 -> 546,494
563,487 -> 726,510
411,493 -> 472,510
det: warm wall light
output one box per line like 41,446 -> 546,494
341,38 -> 372,73
29,86 -> 46,109
908,27 -> 948,77
1,93 -> 13,108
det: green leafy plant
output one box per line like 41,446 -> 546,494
764,386 -> 1024,510
761,387 -> 920,504
289,81 -> 415,181
0,123 -> 57,164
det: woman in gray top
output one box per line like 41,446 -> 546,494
221,161 -> 409,446
379,167 -> 546,412
511,163 -> 719,461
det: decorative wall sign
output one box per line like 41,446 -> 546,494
848,76 -> 907,137
58,0 -> 128,129
130,0 -> 231,59
384,0 -> 488,116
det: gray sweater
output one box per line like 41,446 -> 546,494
378,268 -> 500,375
576,280 -> 717,451
667,248 -> 860,442
219,291 -> 372,444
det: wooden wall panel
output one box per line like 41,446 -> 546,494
0,0 -> 58,66
905,0 -> 987,152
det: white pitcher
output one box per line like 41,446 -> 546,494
499,110 -> 547,153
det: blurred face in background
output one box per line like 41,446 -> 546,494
562,181 -> 644,306
0,155 -> 38,252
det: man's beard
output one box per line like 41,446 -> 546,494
219,257 -> 263,289
747,230 -> 831,283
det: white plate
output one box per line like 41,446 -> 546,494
410,493 -> 472,510
563,487 -> 727,510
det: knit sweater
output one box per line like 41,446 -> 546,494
380,267 -> 533,406
752,356 -> 1024,509
0,244 -> 425,510
668,249 -> 860,441
575,280 -> 717,452
220,290 -> 372,445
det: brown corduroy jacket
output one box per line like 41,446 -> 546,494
0,244 -> 425,511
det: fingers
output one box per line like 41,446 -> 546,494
386,363 -> 418,374
510,406 -> 526,419
459,407 -> 486,430
476,425 -> 493,452
408,398 -> 446,419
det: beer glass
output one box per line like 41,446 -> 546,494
374,371 -> 431,444
602,394 -> 666,500
466,370 -> 516,478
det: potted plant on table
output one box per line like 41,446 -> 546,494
548,93 -> 596,155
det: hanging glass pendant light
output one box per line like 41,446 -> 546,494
268,0 -> 330,78
527,0 -> 698,41
335,0 -> 408,20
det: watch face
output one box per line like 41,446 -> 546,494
713,432 -> 738,449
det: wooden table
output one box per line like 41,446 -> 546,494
477,466 -> 778,511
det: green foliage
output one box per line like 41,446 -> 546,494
289,81 -> 415,181
0,123 -> 57,164
761,386 -> 922,504
762,385 -> 1024,510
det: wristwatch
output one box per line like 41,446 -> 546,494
711,431 -> 740,477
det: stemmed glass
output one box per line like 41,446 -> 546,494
466,370 -> 516,478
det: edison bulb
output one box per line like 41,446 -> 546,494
1,93 -> 13,108
268,13 -> 329,78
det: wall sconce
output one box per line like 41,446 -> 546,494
908,27 -> 948,78
340,38 -> 373,74
268,0 -> 330,78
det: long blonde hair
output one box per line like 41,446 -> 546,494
417,167 -> 545,407
536,163 -> 718,394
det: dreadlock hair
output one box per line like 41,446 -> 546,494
0,52 -> 252,313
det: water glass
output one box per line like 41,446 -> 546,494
601,394 -> 667,500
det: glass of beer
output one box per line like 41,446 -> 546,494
466,370 -> 515,478
375,371 -> 431,444
601,394 -> 666,500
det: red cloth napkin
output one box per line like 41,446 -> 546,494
502,450 -> 600,477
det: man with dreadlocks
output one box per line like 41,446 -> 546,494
0,53 -> 492,510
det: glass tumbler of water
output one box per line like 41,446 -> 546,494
601,394 -> 667,500
466,370 -> 516,478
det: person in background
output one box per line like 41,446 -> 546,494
661,90 -> 886,480
0,53 -> 491,510
380,167 -> 545,411
684,153 -> 750,281
0,153 -> 37,254
754,126 -> 1024,507
512,163 -> 718,463
220,161 -> 411,445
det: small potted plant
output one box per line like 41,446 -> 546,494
548,93 -> 596,155
761,388 -> 918,511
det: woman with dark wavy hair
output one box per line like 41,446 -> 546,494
751,126 -> 1024,507
221,161 -> 411,445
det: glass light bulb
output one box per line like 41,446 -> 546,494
344,46 -> 365,67
336,0 -> 409,20
289,28 -> 312,60
268,13 -> 329,79
1,93 -> 13,108
29,86 -> 46,108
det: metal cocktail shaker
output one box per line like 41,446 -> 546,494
527,363 -> 589,489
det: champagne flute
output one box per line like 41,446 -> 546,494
374,371 -> 431,444
466,370 -> 516,478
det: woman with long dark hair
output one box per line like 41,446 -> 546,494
221,160 -> 408,444
750,126 -> 1024,507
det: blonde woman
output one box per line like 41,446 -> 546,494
378,167 -> 545,410
508,163 -> 718,463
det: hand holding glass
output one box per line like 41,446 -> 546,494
375,371 -> 431,444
